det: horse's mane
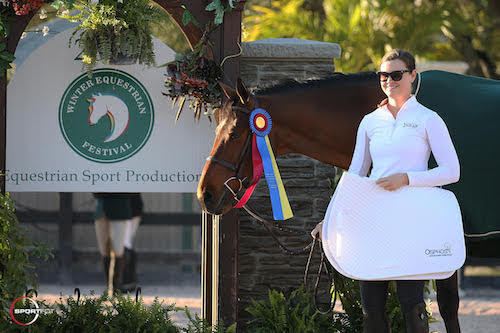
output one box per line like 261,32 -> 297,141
253,71 -> 378,96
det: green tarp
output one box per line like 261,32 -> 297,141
416,70 -> 500,257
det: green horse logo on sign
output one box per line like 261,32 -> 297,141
59,69 -> 154,163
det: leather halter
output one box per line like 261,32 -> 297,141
205,95 -> 259,211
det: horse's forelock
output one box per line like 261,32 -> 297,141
220,99 -> 237,122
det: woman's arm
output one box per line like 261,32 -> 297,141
407,113 -> 460,187
347,117 -> 372,177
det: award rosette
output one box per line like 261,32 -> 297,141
234,108 -> 293,220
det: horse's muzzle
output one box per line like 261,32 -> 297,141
202,190 -> 213,209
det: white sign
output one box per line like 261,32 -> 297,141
7,29 -> 215,192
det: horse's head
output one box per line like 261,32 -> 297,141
197,78 -> 257,215
88,94 -> 107,125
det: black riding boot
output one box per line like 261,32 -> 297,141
363,311 -> 391,333
121,248 -> 137,292
404,302 -> 429,333
102,256 -> 111,286
436,273 -> 461,333
113,256 -> 126,294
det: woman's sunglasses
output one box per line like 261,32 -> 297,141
377,70 -> 412,82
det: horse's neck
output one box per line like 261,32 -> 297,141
261,84 -> 383,169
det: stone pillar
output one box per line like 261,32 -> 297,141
241,38 -> 341,86
238,38 -> 341,327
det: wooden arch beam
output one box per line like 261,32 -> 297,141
154,0 -> 205,50
0,12 -> 35,193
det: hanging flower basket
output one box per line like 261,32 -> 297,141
55,0 -> 162,72
164,42 -> 222,122
163,1 -> 243,122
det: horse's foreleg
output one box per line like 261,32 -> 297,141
436,271 -> 461,333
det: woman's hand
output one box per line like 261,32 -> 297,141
376,173 -> 409,191
311,221 -> 324,242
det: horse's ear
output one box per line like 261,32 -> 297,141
219,81 -> 235,100
236,78 -> 250,105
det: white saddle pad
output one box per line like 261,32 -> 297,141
322,172 -> 465,280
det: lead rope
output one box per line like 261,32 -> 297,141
304,238 -> 338,314
415,72 -> 422,97
241,203 -> 338,313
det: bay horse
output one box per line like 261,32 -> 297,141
197,72 -> 461,332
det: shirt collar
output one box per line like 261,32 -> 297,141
381,95 -> 417,119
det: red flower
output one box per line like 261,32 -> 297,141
12,0 -> 45,16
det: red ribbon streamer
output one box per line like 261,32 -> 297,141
234,134 -> 263,208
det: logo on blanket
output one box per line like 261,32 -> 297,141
425,243 -> 452,257
59,68 -> 154,163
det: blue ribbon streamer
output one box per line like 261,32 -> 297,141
256,135 -> 284,220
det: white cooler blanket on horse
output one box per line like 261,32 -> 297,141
322,172 -> 465,280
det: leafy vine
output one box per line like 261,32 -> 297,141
164,0 -> 241,122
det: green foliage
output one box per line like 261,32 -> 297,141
0,291 -> 180,332
205,0 -> 232,26
108,293 -> 178,332
0,193 -> 53,322
0,8 -> 15,77
330,271 -> 363,333
245,0 -> 443,73
244,0 -> 500,77
438,0 -> 500,78
181,6 -> 199,28
181,306 -> 236,333
55,0 -> 163,73
386,281 -> 405,332
52,291 -> 110,333
51,0 -> 77,10
0,289 -> 238,332
245,286 -> 349,332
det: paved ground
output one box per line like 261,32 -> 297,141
34,283 -> 500,332
427,288 -> 500,333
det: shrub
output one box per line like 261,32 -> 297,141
245,285 -> 349,333
0,193 -> 52,322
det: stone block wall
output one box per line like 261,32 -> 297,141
237,38 -> 341,326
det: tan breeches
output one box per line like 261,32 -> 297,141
94,217 -> 128,257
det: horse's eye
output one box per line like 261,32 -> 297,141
229,132 -> 241,140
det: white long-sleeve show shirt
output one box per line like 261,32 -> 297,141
348,95 -> 460,187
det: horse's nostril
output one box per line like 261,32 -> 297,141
203,191 -> 213,206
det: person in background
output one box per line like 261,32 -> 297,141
121,193 -> 143,292
94,193 -> 133,293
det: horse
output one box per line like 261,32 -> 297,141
88,93 -> 129,142
197,72 -> 480,332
